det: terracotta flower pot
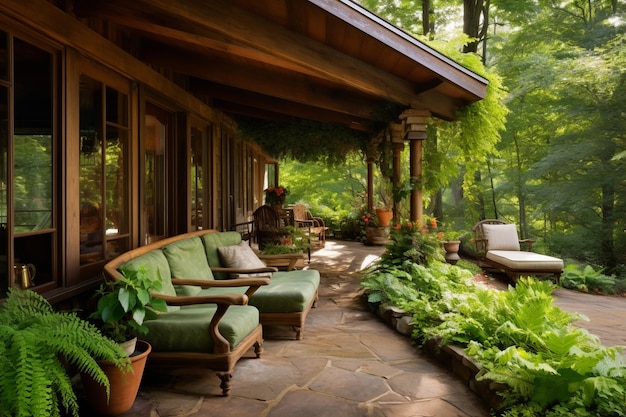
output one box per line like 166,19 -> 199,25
375,209 -> 393,227
81,340 -> 151,416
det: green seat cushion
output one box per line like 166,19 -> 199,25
273,269 -> 320,289
201,231 -> 242,278
193,270 -> 320,313
119,250 -> 179,312
162,237 -> 214,296
144,305 -> 259,352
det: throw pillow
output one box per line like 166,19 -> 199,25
217,241 -> 272,278
482,223 -> 521,251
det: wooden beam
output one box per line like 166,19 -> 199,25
311,0 -> 488,99
117,0 -> 422,105
140,43 -> 382,120
194,81 -> 372,131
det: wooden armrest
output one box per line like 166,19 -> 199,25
171,276 -> 271,297
210,266 -> 278,274
295,219 -> 315,227
519,239 -> 535,251
171,277 -> 271,287
152,292 -> 249,307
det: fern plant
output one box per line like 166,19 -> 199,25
0,288 -> 128,417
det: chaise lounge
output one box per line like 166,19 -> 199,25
472,219 -> 563,284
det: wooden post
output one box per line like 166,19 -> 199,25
367,158 -> 374,211
399,109 -> 431,225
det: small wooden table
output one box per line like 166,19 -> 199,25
257,252 -> 306,271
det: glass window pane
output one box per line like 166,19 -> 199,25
191,126 -> 204,230
0,30 -> 8,81
0,86 -> 7,296
105,126 -> 128,236
106,86 -> 128,126
79,75 -> 104,264
13,38 -> 53,234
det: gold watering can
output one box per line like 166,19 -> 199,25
14,263 -> 36,289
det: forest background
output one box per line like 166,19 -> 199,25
264,0 -> 626,276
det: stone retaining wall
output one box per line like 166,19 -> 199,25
375,303 -> 505,410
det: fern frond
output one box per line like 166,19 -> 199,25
0,289 -> 127,417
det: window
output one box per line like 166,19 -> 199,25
79,74 -> 130,266
143,102 -> 171,243
190,122 -> 213,230
0,31 -> 58,296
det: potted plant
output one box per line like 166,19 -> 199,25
264,185 -> 290,210
260,225 -> 311,255
437,230 -> 462,265
0,288 -> 128,417
83,267 -> 168,416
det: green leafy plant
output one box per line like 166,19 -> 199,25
379,218 -> 443,267
260,225 -> 310,255
89,267 -> 168,344
361,246 -> 626,416
0,288 -> 128,417
561,264 -> 618,295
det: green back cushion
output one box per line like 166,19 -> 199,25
144,305 -> 259,352
162,237 -> 214,296
119,250 -> 179,312
201,231 -> 242,279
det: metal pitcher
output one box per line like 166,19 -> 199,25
14,263 -> 36,288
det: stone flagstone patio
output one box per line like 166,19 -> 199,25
78,239 -> 625,417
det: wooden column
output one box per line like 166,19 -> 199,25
367,158 -> 374,211
399,109 -> 431,225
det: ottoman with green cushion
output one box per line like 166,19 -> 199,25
201,231 -> 321,340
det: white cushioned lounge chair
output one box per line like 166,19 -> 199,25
472,219 -> 563,284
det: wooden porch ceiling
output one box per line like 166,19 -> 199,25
73,0 -> 488,131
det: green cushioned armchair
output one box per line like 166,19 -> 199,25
103,230 -> 271,396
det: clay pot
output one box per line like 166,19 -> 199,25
375,209 -> 393,227
81,340 -> 151,416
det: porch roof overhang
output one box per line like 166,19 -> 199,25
72,0 -> 488,131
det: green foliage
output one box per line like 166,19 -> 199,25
236,116 -> 370,164
259,225 -> 311,254
89,267 -> 168,344
561,264 -> 619,295
0,289 -> 128,417
379,218 -> 444,267
361,245 -> 626,416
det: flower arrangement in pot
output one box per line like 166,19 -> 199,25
264,185 -> 290,207
85,267 -> 169,416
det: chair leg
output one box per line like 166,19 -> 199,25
217,372 -> 232,396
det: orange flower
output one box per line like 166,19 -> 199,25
430,218 -> 437,228
395,223 -> 401,229
406,222 -> 413,228
437,231 -> 444,240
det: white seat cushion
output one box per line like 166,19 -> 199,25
486,250 -> 564,270
482,224 -> 521,251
